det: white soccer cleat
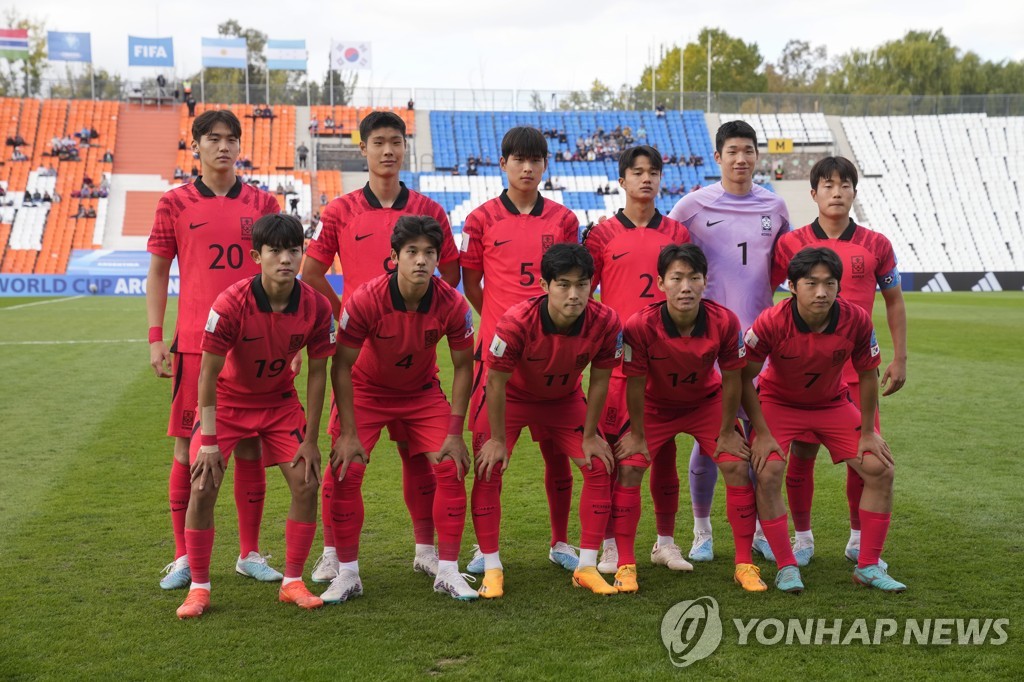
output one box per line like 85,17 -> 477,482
235,551 -> 283,582
597,543 -> 619,574
433,565 -> 479,601
689,531 -> 714,562
321,569 -> 363,604
311,552 -> 339,584
793,537 -> 815,567
413,546 -> 439,577
159,556 -> 191,590
651,542 -> 695,571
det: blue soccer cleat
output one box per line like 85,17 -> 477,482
752,534 -> 776,562
793,538 -> 814,567
688,532 -> 714,562
160,556 -> 191,590
236,551 -> 283,582
853,564 -> 906,592
845,545 -> 888,572
466,545 -> 485,575
775,565 -> 805,594
548,542 -> 580,571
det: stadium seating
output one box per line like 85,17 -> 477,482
310,106 -> 415,137
718,112 -> 834,145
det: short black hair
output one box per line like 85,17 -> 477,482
359,111 -> 407,142
501,126 -> 547,160
252,213 -> 303,252
657,243 -> 707,278
715,120 -> 758,154
192,109 -> 242,143
787,246 -> 844,283
540,243 -> 594,282
391,215 -> 443,253
618,145 -> 664,178
810,156 -> 859,191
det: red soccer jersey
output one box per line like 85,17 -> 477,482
202,276 -> 336,409
744,296 -> 881,407
487,296 -> 622,402
622,299 -> 745,409
460,191 -> 580,355
148,177 -> 281,353
337,273 -> 474,399
772,219 -> 900,383
305,183 -> 460,307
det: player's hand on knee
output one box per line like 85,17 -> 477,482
438,435 -> 471,480
150,342 -> 172,378
475,439 -> 508,482
290,441 -> 322,485
191,446 -> 225,490
714,429 -> 751,462
751,434 -> 782,475
857,432 -> 893,468
330,434 -> 366,481
582,435 -> 614,474
614,432 -> 648,462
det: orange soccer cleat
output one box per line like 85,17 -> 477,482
572,566 -> 619,595
176,588 -> 211,619
734,563 -> 768,592
279,581 -> 325,610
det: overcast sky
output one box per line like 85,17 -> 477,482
11,0 -> 1024,91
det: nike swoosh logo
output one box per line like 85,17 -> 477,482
611,252 -> 630,261
248,498 -> 264,503
556,484 -> 572,492
690,469 -> 705,476
472,511 -> 493,517
611,514 -> 626,519
780,354 -> 799,360
526,356 -> 547,362
706,220 -> 724,227
355,233 -> 373,241
242,336 -> 264,342
189,221 -> 208,230
740,512 -> 754,519
376,333 -> 396,339
594,509 -> 610,515
493,239 -> 512,247
447,512 -> 463,517
650,355 -> 669,360
171,506 -> 186,512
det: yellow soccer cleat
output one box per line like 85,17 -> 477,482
478,568 -> 504,599
279,581 -> 325,610
734,563 -> 768,592
572,565 -> 619,595
613,564 -> 639,593
176,587 -> 210,619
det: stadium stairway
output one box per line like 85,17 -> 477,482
113,105 -> 179,182
773,180 -> 818,229
415,110 -> 435,171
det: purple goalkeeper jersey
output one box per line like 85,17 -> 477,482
669,182 -> 790,329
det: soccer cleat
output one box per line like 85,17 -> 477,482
310,553 -> 339,584
279,581 -> 324,610
466,545 -> 485,575
733,563 -> 768,592
752,533 -> 776,562
236,552 -> 284,582
775,565 -> 805,594
651,542 -> 695,572
548,542 -> 580,571
853,564 -> 906,593
613,564 -> 639,593
793,538 -> 815,567
160,556 -> 191,590
573,566 -> 619,595
176,588 -> 210,619
433,566 -> 479,601
320,569 -> 363,604
845,544 -> 889,572
478,568 -> 504,599
689,531 -> 714,562
596,544 -> 619,574
413,546 -> 439,578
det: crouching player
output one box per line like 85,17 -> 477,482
327,216 -> 477,602
613,244 -> 766,592
741,246 -> 905,593
471,243 -> 623,597
177,214 -> 335,619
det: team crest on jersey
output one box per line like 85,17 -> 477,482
851,255 -> 865,277
541,234 -> 555,252
761,215 -> 773,235
288,334 -> 305,352
869,330 -> 880,357
737,331 -> 746,358
181,410 -> 196,429
425,329 -> 440,347
604,407 -> 618,426
614,331 -> 624,359
575,352 -> 590,369
832,349 -> 847,366
463,310 -> 475,339
241,217 -> 254,240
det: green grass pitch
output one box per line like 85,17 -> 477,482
0,292 -> 1020,679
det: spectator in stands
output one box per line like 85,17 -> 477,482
467,156 -> 479,176
637,125 -> 647,140
596,185 -> 605,195
276,182 -> 286,194
604,183 -> 618,195
285,181 -> 295,194
263,104 -> 274,118
100,176 -> 110,192
451,165 -> 460,176
90,128 -> 99,140
656,103 -> 666,118
190,165 -> 199,178
690,182 -> 701,192
484,155 -> 493,166
324,115 -> 335,130
407,98 -> 415,110
174,167 -> 185,180
5,134 -> 25,146
289,196 -> 300,215
308,117 -> 319,134
178,139 -> 187,150
102,150 -> 114,163
85,206 -> 96,219
42,191 -> 52,203
544,178 -> 553,190
297,143 -> 309,169
52,190 -> 60,203
253,105 -> 265,118
75,202 -> 85,217
11,147 -> 27,161
186,95 -> 196,117
558,129 -> 567,144
32,190 -> 41,202
774,162 -> 784,180
319,192 -> 328,206
551,176 -> 565,190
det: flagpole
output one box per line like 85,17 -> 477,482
201,68 -> 205,102
90,63 -> 96,100
329,41 -> 334,107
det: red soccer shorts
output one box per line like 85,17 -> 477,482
472,391 -> 588,462
793,382 -> 881,444
328,398 -> 408,442
169,352 -> 200,438
759,398 -> 867,464
188,401 -> 307,467
353,391 -> 450,457
599,375 -> 630,443
470,366 -> 549,442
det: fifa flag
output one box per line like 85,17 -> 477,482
47,31 -> 92,63
331,41 -> 372,70
129,36 -> 174,67
0,29 -> 29,60
266,39 -> 306,71
201,37 -> 247,69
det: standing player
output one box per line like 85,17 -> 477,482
147,109 -> 283,589
325,216 -> 477,602
461,127 -> 582,572
668,120 -> 790,562
301,111 -> 461,583
613,244 -> 765,592
741,246 -> 906,593
582,145 -> 691,574
176,214 -> 335,619
772,156 -> 907,566
471,243 -> 623,597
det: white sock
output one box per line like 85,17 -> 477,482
693,516 -> 712,535
578,548 -> 599,568
189,581 -> 211,591
483,552 -> 502,570
848,529 -> 861,546
754,519 -> 764,537
322,546 -> 337,559
282,576 -> 301,586
415,543 -> 435,555
603,538 -> 617,550
438,559 -> 458,573
339,560 -> 359,574
657,535 -> 675,548
795,530 -> 814,544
